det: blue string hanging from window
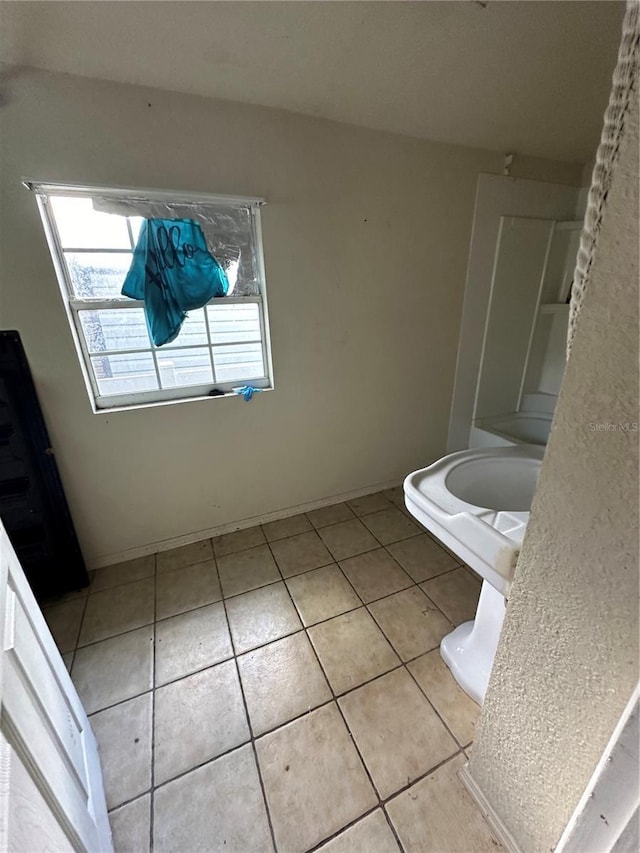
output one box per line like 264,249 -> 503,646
122,219 -> 228,346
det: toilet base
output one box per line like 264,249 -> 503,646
440,580 -> 506,706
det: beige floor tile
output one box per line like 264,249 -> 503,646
386,754 -> 502,852
383,486 -> 405,507
217,544 -> 280,597
90,693 -> 152,810
339,669 -> 458,799
401,506 -> 431,531
225,582 -> 301,653
369,587 -> 452,661
62,652 -> 74,672
40,584 -> 89,608
421,567 -> 481,626
154,659 -> 249,784
156,560 -> 221,620
157,539 -> 213,573
270,531 -> 333,578
308,608 -> 400,695
212,525 -> 266,557
347,492 -> 391,516
155,602 -> 233,685
109,794 -> 150,853
306,502 -> 355,529
317,810 -> 400,853
408,650 -> 479,746
43,598 -> 86,653
238,632 -> 331,735
262,513 -> 313,542
91,554 -> 155,592
387,533 -> 460,582
72,627 -> 153,714
465,564 -> 482,581
286,564 -> 361,626
339,548 -> 413,603
78,578 -> 155,646
256,704 -> 376,853
318,519 -> 378,561
361,507 -> 420,545
153,745 -> 273,853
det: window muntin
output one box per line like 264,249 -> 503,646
34,185 -> 271,411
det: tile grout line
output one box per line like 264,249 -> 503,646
85,566 -> 157,597
72,551 -> 460,656
355,563 -> 477,751
289,523 -> 410,853
67,592 -> 90,676
304,802 -> 406,853
72,557 -> 472,722
79,547 -> 462,638
264,538 -> 394,851
301,754 -> 473,853
264,532 -> 475,853
82,497 -> 458,609
210,552 -> 280,853
107,734 -> 471,840
85,626 -> 458,725
280,524 -> 475,781
75,538 -> 471,718
149,552 -> 158,853
352,532 -> 478,752
73,491 -> 481,848
272,537 -> 416,851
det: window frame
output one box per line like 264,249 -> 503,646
30,181 -> 274,413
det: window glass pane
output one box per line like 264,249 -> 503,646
50,196 -> 131,249
163,204 -> 259,296
212,343 -> 264,383
157,348 -> 213,389
203,206 -> 259,296
65,252 -> 132,299
79,308 -> 149,353
207,303 -> 261,344
161,310 -> 208,348
91,352 -> 158,396
129,216 -> 144,242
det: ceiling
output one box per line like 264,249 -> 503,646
0,1 -> 625,163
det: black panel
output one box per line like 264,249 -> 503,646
0,331 -> 89,600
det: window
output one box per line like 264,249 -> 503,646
31,182 -> 273,412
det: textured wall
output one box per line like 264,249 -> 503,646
468,95 -> 639,851
0,68 -> 583,565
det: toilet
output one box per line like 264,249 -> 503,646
403,444 -> 543,704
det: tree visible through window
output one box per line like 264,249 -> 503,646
31,184 -> 273,411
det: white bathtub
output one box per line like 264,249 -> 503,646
469,411 -> 552,448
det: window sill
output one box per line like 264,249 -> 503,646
92,385 -> 274,414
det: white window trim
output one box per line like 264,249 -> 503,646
29,180 -> 274,413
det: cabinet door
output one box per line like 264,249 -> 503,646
0,522 -> 112,852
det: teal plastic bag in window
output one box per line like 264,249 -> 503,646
122,219 -> 228,346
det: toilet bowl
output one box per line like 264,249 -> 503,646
403,444 -> 543,704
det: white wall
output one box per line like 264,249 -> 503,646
468,93 -> 639,853
0,68 -> 583,565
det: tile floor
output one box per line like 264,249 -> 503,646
44,487 -> 503,853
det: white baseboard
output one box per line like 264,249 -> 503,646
87,478 -> 403,569
458,764 -> 523,853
